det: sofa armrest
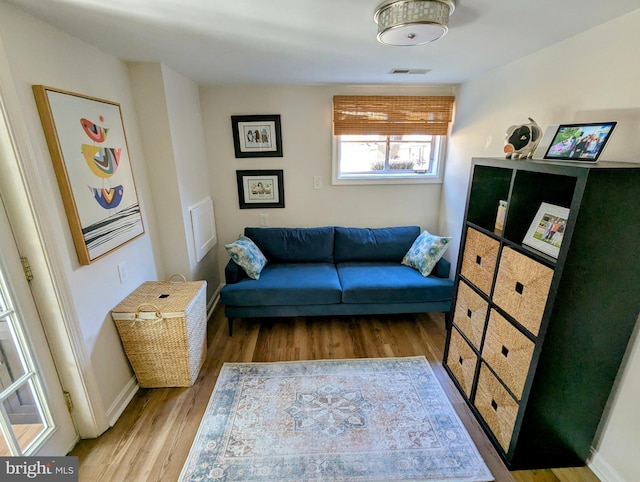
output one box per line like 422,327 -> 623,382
224,259 -> 249,284
433,257 -> 451,279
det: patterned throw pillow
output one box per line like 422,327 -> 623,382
402,230 -> 451,277
224,235 -> 267,280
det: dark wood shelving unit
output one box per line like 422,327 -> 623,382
443,157 -> 640,469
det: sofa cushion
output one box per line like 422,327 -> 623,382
221,263 -> 342,307
337,261 -> 454,304
402,230 -> 452,277
224,235 -> 268,279
433,257 -> 451,279
334,226 -> 420,263
244,227 -> 335,263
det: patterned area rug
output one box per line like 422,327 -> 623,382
180,357 -> 493,481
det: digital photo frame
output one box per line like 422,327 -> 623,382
543,122 -> 616,162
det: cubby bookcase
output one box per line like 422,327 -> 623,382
443,157 -> 640,469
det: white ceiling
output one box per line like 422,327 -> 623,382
6,0 -> 640,86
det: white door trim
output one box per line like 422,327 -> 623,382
0,35 -> 109,438
0,195 -> 78,455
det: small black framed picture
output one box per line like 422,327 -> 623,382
236,170 -> 285,209
231,115 -> 283,158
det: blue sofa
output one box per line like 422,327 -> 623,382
220,226 -> 454,335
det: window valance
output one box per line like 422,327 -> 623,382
333,95 -> 454,136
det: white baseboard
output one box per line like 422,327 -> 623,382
589,448 -> 625,482
106,376 -> 139,427
64,435 -> 80,456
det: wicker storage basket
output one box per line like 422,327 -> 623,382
111,275 -> 207,388
460,228 -> 500,295
452,280 -> 488,349
482,309 -> 535,400
446,327 -> 478,398
475,363 -> 519,453
493,247 -> 553,336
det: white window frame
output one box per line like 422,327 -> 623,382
332,134 -> 447,185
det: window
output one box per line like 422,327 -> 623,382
337,134 -> 442,177
333,95 -> 454,184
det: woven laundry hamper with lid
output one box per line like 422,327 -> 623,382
111,275 -> 207,388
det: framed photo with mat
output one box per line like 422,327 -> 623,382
231,115 -> 283,158
236,170 -> 284,209
522,202 -> 570,259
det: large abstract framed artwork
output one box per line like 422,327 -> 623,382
33,86 -> 144,265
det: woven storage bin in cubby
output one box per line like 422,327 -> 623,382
493,247 -> 553,336
475,363 -> 519,453
482,309 -> 535,400
446,327 -> 478,398
111,275 -> 207,388
460,228 -> 500,295
453,280 -> 488,350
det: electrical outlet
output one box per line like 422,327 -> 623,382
117,262 -> 128,284
260,213 -> 269,226
313,176 -> 322,189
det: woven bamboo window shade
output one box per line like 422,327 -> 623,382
333,95 -> 454,136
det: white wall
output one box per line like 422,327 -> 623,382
160,65 -> 221,294
200,84 -> 454,280
0,2 -> 160,430
596,317 -> 640,481
128,62 -> 221,300
443,10 -> 640,482
127,63 -> 185,277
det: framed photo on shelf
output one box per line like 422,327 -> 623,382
236,170 -> 284,209
522,202 -> 570,259
32,85 -> 144,265
231,115 -> 283,158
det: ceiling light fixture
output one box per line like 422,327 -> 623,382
374,0 -> 456,46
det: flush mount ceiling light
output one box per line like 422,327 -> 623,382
374,0 -> 456,46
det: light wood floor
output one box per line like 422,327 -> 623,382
70,308 -> 600,482
0,423 -> 45,455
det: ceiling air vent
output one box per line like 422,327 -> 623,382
389,68 -> 430,75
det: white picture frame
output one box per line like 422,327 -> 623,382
523,202 -> 570,259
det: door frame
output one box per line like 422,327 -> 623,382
0,194 -> 77,454
0,36 -> 109,440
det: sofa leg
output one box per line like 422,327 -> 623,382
228,318 -> 233,337
442,311 -> 452,331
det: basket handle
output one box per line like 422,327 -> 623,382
134,303 -> 163,323
166,273 -> 187,283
